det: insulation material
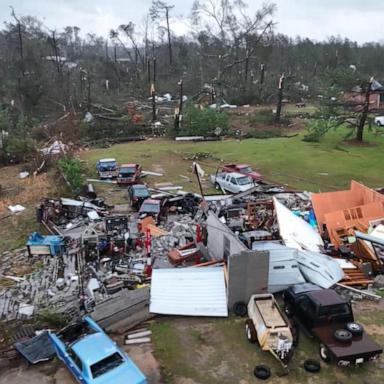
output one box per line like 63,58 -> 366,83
150,267 -> 228,317
273,197 -> 324,252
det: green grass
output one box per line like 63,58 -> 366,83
151,313 -> 384,384
79,127 -> 384,192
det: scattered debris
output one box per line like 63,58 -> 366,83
8,204 -> 26,213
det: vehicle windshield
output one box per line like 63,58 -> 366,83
120,167 -> 135,174
140,202 -> 160,213
240,166 -> 253,173
237,176 -> 253,185
318,304 -> 352,317
90,352 -> 124,378
134,187 -> 149,197
99,161 -> 116,169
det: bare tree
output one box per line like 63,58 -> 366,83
10,7 -> 25,77
119,23 -> 144,69
356,77 -> 374,142
191,0 -> 275,99
150,1 -> 175,65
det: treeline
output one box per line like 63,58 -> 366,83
0,0 -> 384,159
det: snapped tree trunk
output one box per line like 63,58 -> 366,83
166,8 -> 173,66
356,77 -> 373,142
275,74 -> 285,124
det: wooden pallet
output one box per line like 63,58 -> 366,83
340,268 -> 373,287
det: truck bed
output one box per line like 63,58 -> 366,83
313,325 -> 383,360
255,298 -> 286,328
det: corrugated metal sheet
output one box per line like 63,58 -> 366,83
150,267 -> 228,317
273,197 -> 324,252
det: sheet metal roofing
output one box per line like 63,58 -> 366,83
150,267 -> 228,317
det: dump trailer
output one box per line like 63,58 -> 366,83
245,293 -> 294,367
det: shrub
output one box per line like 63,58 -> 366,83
57,156 -> 84,191
248,109 -> 275,125
172,105 -> 229,137
37,308 -> 68,328
303,119 -> 332,142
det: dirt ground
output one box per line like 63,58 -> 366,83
0,337 -> 162,384
150,300 -> 384,384
0,164 -> 60,253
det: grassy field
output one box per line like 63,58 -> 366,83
151,301 -> 384,384
1,125 -> 383,251
79,127 -> 384,192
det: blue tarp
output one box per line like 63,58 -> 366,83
27,232 -> 64,256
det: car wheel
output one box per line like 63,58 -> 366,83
283,303 -> 293,318
346,322 -> 364,336
233,301 -> 247,317
303,358 -> 321,373
334,329 -> 352,343
245,319 -> 257,343
319,344 -> 332,363
253,364 -> 271,380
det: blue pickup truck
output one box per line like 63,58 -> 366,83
49,316 -> 147,384
96,158 -> 118,179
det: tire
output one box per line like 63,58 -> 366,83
334,329 -> 352,343
283,303 -> 293,318
253,365 -> 271,380
346,322 -> 364,336
214,182 -> 220,190
303,359 -> 321,373
245,319 -> 257,343
377,121 -> 382,127
319,344 -> 332,363
233,301 -> 247,317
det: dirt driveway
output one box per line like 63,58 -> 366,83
0,338 -> 161,384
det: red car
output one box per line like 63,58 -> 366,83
117,163 -> 142,186
221,164 -> 262,181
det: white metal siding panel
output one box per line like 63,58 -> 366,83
206,212 -> 247,260
150,267 -> 228,317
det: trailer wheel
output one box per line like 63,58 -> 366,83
283,303 -> 293,318
319,344 -> 332,363
334,329 -> 352,343
245,319 -> 257,343
233,301 -> 247,317
303,359 -> 321,373
253,364 -> 271,380
346,322 -> 364,336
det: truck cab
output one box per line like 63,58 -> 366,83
284,284 -> 382,366
96,158 -> 118,179
49,316 -> 146,384
210,172 -> 254,193
222,164 -> 262,181
117,164 -> 142,186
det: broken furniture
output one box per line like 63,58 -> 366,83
167,241 -> 202,265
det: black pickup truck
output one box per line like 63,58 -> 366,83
283,283 -> 382,366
